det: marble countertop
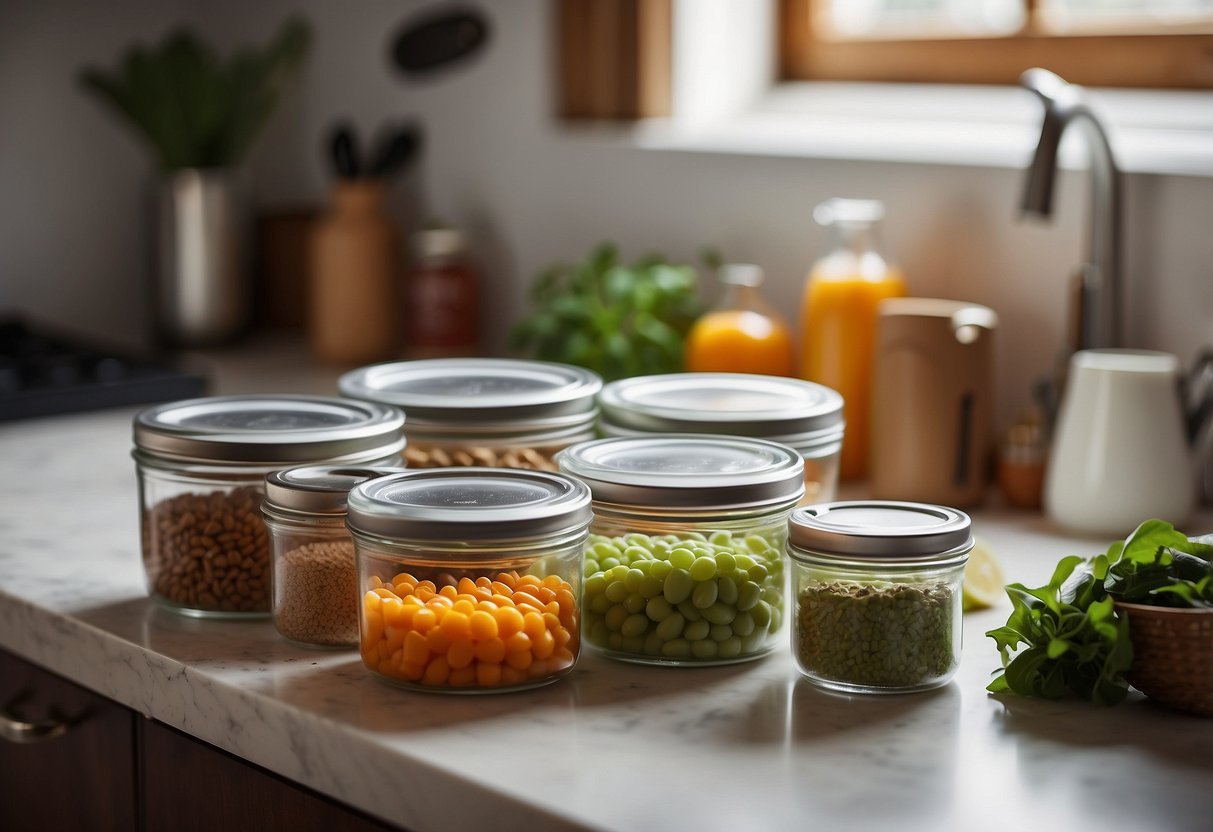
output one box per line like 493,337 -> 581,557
1,348 -> 1210,832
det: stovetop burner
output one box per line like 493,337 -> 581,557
0,317 -> 208,421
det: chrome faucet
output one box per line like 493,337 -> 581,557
1019,68 -> 1122,350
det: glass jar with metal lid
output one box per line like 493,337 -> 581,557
557,434 -> 805,666
339,358 -> 602,471
263,465 -> 404,648
347,468 -> 591,693
133,396 -> 405,618
787,501 -> 972,694
597,373 -> 844,505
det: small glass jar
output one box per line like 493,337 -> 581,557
339,358 -> 602,471
557,434 -> 805,666
597,373 -> 844,505
132,396 -> 405,618
787,501 -> 972,694
263,465 -> 404,648
347,468 -> 591,693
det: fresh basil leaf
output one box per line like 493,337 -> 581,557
1046,638 -> 1071,659
1119,519 -> 1188,564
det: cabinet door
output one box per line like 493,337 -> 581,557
0,648 -> 138,832
140,719 -> 401,832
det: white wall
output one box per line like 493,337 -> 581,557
2,0 -> 1210,429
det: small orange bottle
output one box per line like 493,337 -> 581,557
800,199 -> 906,481
685,264 -> 795,376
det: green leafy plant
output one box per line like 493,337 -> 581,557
79,16 -> 312,170
510,243 -> 706,381
986,519 -> 1213,705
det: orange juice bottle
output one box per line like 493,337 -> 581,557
685,264 -> 795,376
800,199 -> 906,481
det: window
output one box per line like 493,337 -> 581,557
780,0 -> 1213,88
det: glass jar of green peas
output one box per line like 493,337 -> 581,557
557,435 -> 804,665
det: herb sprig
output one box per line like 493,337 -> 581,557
986,519 -> 1213,705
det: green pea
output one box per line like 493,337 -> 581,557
584,574 -> 607,597
663,568 -> 694,604
592,541 -> 622,560
639,576 -> 663,598
643,633 -> 664,655
651,540 -> 671,557
689,557 -> 717,581
702,602 -> 736,625
583,558 -> 601,577
747,563 -> 769,583
741,631 -> 767,654
624,568 -> 645,592
750,600 -> 772,628
709,530 -> 732,546
714,552 -> 736,573
605,604 -> 628,631
769,605 -> 783,633
691,639 -> 719,659
649,560 -> 673,580
737,581 -> 762,611
605,580 -> 629,603
606,564 -> 630,582
709,623 -> 733,642
684,619 -> 711,641
716,576 -> 739,605
661,638 -> 692,658
762,587 -> 782,605
719,636 -> 743,658
735,553 -> 756,570
669,547 -> 696,570
624,546 -> 651,564
624,533 -> 652,547
744,535 -> 771,554
590,593 -> 611,614
645,596 -> 673,621
600,557 -> 621,571
656,612 -> 686,641
622,613 -> 650,638
624,592 -> 647,614
732,611 -> 756,637
677,600 -> 702,622
692,580 -> 718,609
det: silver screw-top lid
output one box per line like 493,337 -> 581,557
133,395 -> 405,465
338,358 -> 602,435
264,465 -> 406,515
346,468 -> 592,542
557,434 -> 805,511
598,373 -> 844,451
788,501 -> 973,562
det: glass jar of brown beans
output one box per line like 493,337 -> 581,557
339,358 -> 601,472
263,465 -> 404,647
132,396 -> 405,618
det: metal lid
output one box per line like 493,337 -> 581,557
788,501 -> 972,561
264,465 -> 406,515
346,468 -> 592,542
338,359 -> 602,434
557,434 -> 804,510
134,395 -> 406,465
598,373 -> 844,450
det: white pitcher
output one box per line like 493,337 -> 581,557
1044,349 -> 1212,536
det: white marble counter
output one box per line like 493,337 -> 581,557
1,366 -> 1211,831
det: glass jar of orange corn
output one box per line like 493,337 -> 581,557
346,468 -> 591,693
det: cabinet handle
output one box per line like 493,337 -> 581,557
0,707 -> 69,744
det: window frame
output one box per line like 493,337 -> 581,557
779,0 -> 1213,89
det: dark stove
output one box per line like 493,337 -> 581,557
0,317 -> 208,421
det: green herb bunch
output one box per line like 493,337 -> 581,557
986,519 -> 1213,705
510,243 -> 705,381
79,16 -> 312,170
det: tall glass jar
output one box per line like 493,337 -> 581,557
132,396 -> 405,618
597,373 -> 844,505
557,435 -> 805,666
787,501 -> 972,694
347,468 -> 591,693
263,465 -> 404,648
339,358 -> 602,471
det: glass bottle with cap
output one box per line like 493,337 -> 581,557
339,358 -> 601,472
557,434 -> 805,666
786,500 -> 972,694
132,396 -> 405,618
404,225 -> 480,359
597,372 -> 845,505
346,468 -> 592,693
684,264 -> 796,377
799,198 -> 907,482
263,465 -> 404,648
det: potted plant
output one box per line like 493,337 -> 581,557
79,17 -> 311,347
986,519 -> 1213,715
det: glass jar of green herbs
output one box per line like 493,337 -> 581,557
787,501 -> 972,694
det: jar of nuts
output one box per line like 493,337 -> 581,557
598,373 -> 844,506
263,465 -> 404,647
557,434 -> 805,666
787,501 -> 972,695
133,396 -> 405,618
347,468 -> 592,693
338,358 -> 601,472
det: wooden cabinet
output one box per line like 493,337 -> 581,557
0,649 -> 399,832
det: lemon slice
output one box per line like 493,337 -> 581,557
962,536 -> 1005,612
